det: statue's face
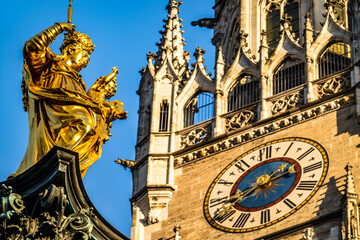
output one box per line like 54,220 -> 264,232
63,44 -> 90,72
104,79 -> 117,99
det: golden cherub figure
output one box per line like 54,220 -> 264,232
15,22 -> 127,178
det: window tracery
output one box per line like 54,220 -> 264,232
265,0 -> 300,54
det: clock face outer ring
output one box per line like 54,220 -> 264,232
203,137 -> 329,233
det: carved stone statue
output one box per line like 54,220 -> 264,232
15,22 -> 127,178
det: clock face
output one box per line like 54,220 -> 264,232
203,138 -> 328,233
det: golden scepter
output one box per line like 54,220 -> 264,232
67,0 -> 73,24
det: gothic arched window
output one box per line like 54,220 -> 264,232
184,92 -> 214,128
333,1 -> 345,25
159,100 -> 169,132
266,0 -> 300,54
273,58 -> 306,95
266,6 -> 281,54
285,1 -> 299,40
228,76 -> 260,112
318,42 -> 351,78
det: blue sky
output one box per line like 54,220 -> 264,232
0,0 -> 214,237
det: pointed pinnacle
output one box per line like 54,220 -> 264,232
216,46 -> 225,64
345,163 -> 357,194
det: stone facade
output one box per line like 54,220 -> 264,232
131,0 -> 360,239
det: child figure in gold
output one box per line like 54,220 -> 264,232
17,22 -> 127,178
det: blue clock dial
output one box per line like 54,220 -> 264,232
231,158 -> 301,211
203,138 -> 328,233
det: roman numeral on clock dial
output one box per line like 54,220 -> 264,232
303,162 -> 322,173
218,179 -> 233,186
210,196 -> 228,208
296,181 -> 317,191
232,213 -> 251,228
235,160 -> 250,172
215,210 -> 236,223
297,147 -> 315,161
260,209 -> 271,224
283,142 -> 293,156
259,146 -> 272,161
283,198 -> 296,209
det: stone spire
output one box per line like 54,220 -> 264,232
345,163 -> 357,195
154,0 -> 188,70
342,163 -> 360,240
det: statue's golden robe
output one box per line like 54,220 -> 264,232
17,24 -> 108,177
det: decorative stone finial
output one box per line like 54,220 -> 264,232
304,13 -> 314,47
281,13 -> 293,31
304,13 -> 313,30
147,52 -> 155,61
194,46 -> 206,64
174,224 -> 181,240
146,209 -> 160,225
260,29 -> 268,47
303,227 -> 315,240
345,163 -> 357,194
166,0 -> 183,11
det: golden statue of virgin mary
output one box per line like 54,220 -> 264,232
16,22 -> 127,178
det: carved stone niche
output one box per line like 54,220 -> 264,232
131,184 -> 175,226
0,147 -> 128,240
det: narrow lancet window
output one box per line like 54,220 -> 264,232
159,100 -> 169,132
333,2 -> 345,25
266,7 -> 281,55
184,92 -> 214,128
228,76 -> 260,112
318,42 -> 351,78
144,105 -> 152,136
285,1 -> 300,40
273,59 -> 306,95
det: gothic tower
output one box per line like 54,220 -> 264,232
130,0 -> 360,239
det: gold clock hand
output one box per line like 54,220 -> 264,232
215,164 -> 296,218
215,202 -> 232,218
270,164 -> 296,182
215,185 -> 259,218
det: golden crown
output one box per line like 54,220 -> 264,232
60,31 -> 95,54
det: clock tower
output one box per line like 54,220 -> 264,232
130,0 -> 360,239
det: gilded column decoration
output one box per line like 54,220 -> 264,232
16,22 -> 127,178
